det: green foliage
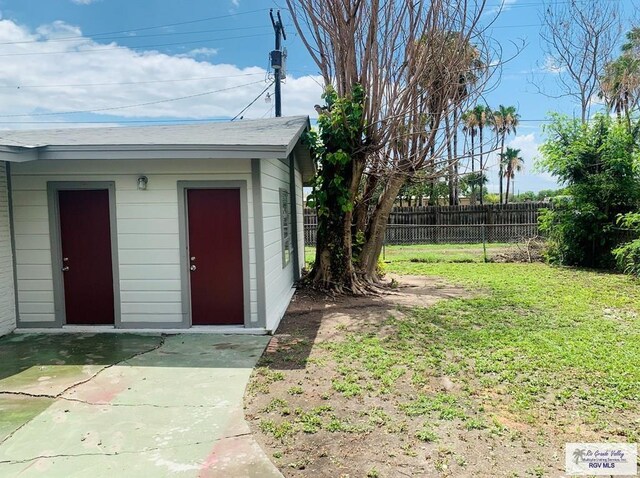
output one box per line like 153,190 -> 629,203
385,260 -> 640,414
305,85 -> 366,218
612,212 -> 640,277
459,172 -> 488,203
613,239 -> 640,276
538,114 -> 640,268
509,189 -> 567,203
397,174 -> 449,206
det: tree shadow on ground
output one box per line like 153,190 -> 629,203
260,275 -> 470,371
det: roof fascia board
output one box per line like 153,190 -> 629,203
19,145 -> 290,161
284,117 -> 311,157
0,147 -> 39,163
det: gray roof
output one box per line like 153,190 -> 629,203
0,116 -> 314,180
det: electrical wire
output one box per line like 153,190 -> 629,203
231,81 -> 275,121
0,25 -> 276,46
0,8 -> 270,46
0,33 -> 272,57
2,72 -> 265,90
0,80 -> 268,118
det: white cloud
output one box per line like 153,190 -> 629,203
71,0 -> 100,5
508,133 -> 538,169
484,0 -> 518,16
231,0 -> 240,6
542,55 -> 565,74
0,19 -> 323,126
507,133 -> 558,191
176,47 -> 219,59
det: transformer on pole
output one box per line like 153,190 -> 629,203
269,9 -> 286,117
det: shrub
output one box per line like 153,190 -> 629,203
613,239 -> 640,277
612,212 -> 640,277
537,115 -> 640,268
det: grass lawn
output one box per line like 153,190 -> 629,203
305,243 -> 513,267
247,245 -> 640,477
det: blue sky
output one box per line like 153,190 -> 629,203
0,0 -> 635,192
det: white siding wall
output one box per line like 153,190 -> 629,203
10,159 -> 258,326
261,158 -> 295,331
0,162 -> 16,335
295,162 -> 305,272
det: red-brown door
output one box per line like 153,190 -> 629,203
187,189 -> 244,325
58,189 -> 115,325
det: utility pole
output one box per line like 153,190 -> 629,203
269,9 -> 286,117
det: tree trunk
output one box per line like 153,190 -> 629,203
470,133 -> 476,205
445,114 -> 454,205
353,173 -> 379,242
505,170 -> 511,203
309,157 -> 366,293
358,174 -> 406,279
452,108 -> 459,205
498,134 -> 505,204
478,127 -> 484,205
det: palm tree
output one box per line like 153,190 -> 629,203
500,147 -> 524,203
461,110 -> 479,203
472,104 -> 490,205
491,105 -> 520,204
600,30 -> 640,131
461,172 -> 488,204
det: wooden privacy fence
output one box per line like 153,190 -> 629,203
303,202 -> 547,245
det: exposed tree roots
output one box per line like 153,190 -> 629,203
299,268 -> 392,296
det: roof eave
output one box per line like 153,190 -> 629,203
0,144 -> 293,161
285,116 -> 316,183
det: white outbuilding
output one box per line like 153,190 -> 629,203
0,116 -> 312,335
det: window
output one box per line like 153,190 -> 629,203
280,188 -> 291,267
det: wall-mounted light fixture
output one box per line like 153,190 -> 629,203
137,176 -> 148,191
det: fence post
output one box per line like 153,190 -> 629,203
487,205 -> 494,243
482,223 -> 488,262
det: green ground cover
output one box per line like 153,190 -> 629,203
249,244 -> 640,476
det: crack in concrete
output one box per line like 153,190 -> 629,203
0,336 -> 168,402
0,432 -> 253,466
0,419 -> 33,448
0,335 -> 168,449
57,395 -> 229,409
0,392 -> 233,410
58,335 -> 168,399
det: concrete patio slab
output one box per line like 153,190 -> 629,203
0,333 -> 281,478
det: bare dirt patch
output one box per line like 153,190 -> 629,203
244,276 -> 574,477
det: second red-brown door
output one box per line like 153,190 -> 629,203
186,188 -> 244,325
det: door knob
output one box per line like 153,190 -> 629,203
62,266 -> 70,272
190,265 -> 197,272
190,256 -> 196,261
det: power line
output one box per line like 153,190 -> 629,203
231,81 -> 275,121
0,80 -> 269,118
1,72 -> 264,90
483,0 -> 621,8
0,24 -> 275,46
0,33 -> 271,58
0,118 -> 232,125
0,8 -> 270,46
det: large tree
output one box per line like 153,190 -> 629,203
287,0 -> 492,290
490,105 -> 519,204
500,147 -> 524,203
600,28 -> 640,131
461,108 -> 479,204
472,104 -> 490,205
539,0 -> 621,123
